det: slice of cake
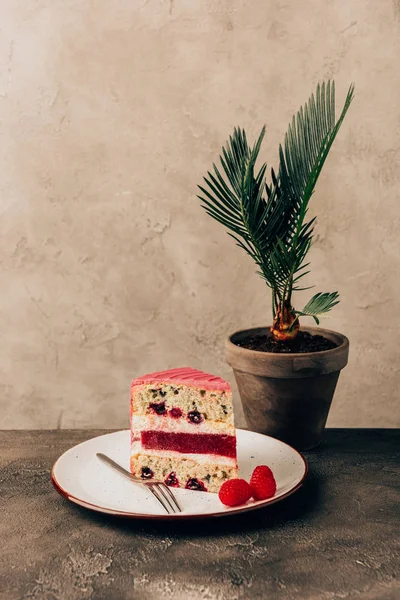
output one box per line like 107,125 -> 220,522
130,367 -> 238,493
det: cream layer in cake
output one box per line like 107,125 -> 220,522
130,367 -> 239,493
131,415 -> 234,435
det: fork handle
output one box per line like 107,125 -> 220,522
96,453 -> 136,481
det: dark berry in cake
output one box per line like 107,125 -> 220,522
149,401 -> 167,415
141,467 -> 154,479
185,478 -> 207,491
164,472 -> 180,487
169,407 -> 183,419
187,410 -> 203,424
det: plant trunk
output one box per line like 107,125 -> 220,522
270,300 -> 299,341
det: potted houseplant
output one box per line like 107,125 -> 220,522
198,81 -> 354,450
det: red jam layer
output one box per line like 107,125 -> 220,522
141,431 -> 237,458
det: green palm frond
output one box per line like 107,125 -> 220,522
198,126 -> 285,275
197,80 -> 354,329
198,127 -> 265,258
295,292 -> 340,325
268,81 -> 355,297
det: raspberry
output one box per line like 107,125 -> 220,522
249,465 -> 276,501
218,479 -> 252,507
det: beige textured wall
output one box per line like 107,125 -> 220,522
1,0 -> 399,429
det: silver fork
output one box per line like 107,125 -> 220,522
96,453 -> 182,514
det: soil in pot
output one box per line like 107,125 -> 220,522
235,330 -> 338,354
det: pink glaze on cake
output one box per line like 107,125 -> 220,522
131,367 -> 231,392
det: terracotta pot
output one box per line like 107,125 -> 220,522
226,326 -> 349,451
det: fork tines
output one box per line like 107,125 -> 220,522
145,481 -> 182,514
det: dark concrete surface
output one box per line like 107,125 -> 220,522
0,429 -> 399,600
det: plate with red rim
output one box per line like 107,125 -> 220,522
51,429 -> 307,520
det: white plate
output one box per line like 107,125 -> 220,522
52,429 -> 307,520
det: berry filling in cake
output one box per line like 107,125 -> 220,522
140,466 -> 154,479
149,401 -> 167,415
185,478 -> 207,491
140,431 -> 237,458
169,407 -> 183,419
130,367 -> 238,493
164,471 -> 180,487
